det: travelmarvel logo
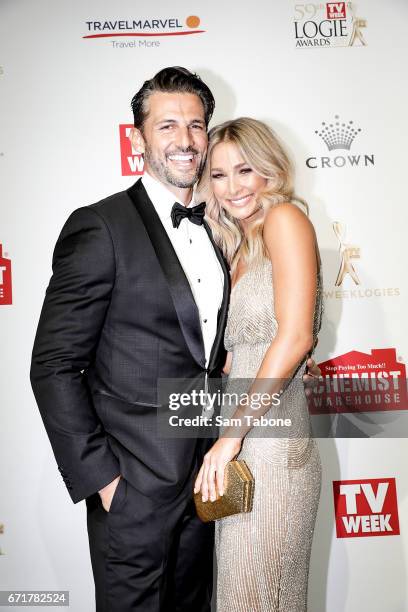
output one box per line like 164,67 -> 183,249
333,478 -> 400,538
119,124 -> 144,176
83,15 -> 204,39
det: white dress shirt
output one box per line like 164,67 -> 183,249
141,172 -> 224,367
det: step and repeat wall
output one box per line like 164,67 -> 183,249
1,1 -> 407,610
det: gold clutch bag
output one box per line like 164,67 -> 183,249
194,460 -> 255,522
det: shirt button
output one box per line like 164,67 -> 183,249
197,278 -> 201,283
203,319 -> 207,323
189,239 -> 193,244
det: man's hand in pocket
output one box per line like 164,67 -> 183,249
98,475 -> 121,512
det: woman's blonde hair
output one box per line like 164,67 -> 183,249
197,117 -> 307,272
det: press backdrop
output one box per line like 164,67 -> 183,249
1,1 -> 407,610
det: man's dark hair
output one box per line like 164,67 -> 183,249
131,66 -> 215,130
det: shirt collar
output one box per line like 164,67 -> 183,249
141,171 -> 197,221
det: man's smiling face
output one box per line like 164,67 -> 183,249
132,91 -> 208,190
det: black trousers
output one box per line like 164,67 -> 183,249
86,473 -> 214,612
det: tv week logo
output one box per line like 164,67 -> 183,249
333,478 -> 400,538
119,124 -> 144,176
0,243 -> 12,305
326,3 -> 347,19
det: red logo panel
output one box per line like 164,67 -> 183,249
333,477 -> 400,538
0,244 -> 12,305
119,124 -> 144,176
310,348 -> 407,414
326,2 -> 346,19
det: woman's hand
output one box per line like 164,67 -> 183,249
223,351 -> 232,375
194,437 -> 242,502
303,356 -> 322,397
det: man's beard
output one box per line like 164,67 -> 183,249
144,145 -> 205,188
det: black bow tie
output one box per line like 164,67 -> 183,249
171,201 -> 206,229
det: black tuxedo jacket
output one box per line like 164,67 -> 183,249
30,180 -> 230,504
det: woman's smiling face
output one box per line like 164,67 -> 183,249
210,141 -> 267,221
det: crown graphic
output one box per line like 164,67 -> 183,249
315,115 -> 361,151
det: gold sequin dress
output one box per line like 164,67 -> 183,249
215,256 -> 322,612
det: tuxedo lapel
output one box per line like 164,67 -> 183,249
203,221 -> 231,372
128,179 -> 206,369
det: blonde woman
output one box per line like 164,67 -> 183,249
194,118 -> 323,611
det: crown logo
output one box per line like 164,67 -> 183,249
315,115 -> 361,151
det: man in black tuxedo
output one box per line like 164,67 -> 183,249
30,67 -> 320,612
31,67 -> 228,612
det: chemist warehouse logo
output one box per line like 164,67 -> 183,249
333,478 -> 400,538
83,15 -> 204,46
309,348 -> 408,415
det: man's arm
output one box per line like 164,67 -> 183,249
30,207 -> 120,504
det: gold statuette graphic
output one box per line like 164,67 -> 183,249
349,5 -> 367,46
333,222 -> 361,286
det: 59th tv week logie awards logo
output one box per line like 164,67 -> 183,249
294,2 -> 367,48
